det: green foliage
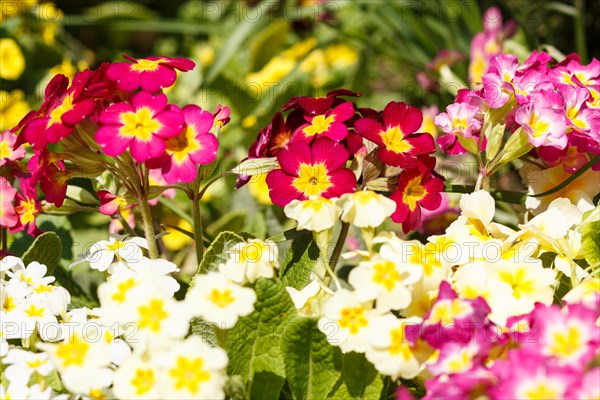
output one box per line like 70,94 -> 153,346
281,317 -> 341,400
225,278 -> 297,400
22,232 -> 62,275
580,204 -> 600,269
194,231 -> 244,276
327,352 -> 385,399
280,233 -> 320,290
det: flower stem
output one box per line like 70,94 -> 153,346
191,197 -> 204,264
0,228 -> 7,252
330,222 -> 350,272
139,198 -> 159,259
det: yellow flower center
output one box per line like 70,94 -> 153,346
0,141 -> 12,158
47,93 -> 74,128
428,299 -> 470,325
131,368 -> 155,396
546,324 -> 583,359
292,162 -> 333,197
210,289 -> 235,308
165,126 -> 201,164
445,349 -> 473,374
372,260 -> 401,291
521,381 -> 561,400
498,267 -> 535,299
88,388 -> 107,400
2,296 -> 16,312
339,306 -> 368,335
119,107 -> 161,141
112,278 -> 137,304
130,58 -> 165,72
16,199 -> 38,225
138,298 -> 168,332
106,240 -> 125,251
303,114 -> 335,137
169,356 -> 210,394
26,359 -> 46,369
354,190 -> 379,205
380,126 -> 413,154
388,327 -> 413,361
56,335 -> 90,367
24,303 -> 45,318
239,241 -> 267,263
402,176 -> 427,211
528,112 -> 551,138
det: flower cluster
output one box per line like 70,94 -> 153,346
2,55 -> 229,237
238,91 -> 443,233
0,232 -> 270,398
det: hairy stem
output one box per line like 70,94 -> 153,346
139,197 -> 159,259
191,198 -> 204,264
330,222 -> 350,272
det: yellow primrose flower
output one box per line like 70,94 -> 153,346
0,90 -> 29,131
49,59 -> 78,80
161,219 -> 193,251
325,43 -> 359,69
0,38 -> 26,80
248,173 -> 272,205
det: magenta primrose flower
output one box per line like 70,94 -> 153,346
106,55 -> 196,93
294,101 -> 355,142
515,94 -> 568,149
0,130 -> 25,166
152,105 -> 218,184
265,137 -> 356,207
96,91 -> 184,162
0,177 -> 18,228
434,102 -> 482,139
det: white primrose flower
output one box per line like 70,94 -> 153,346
6,261 -> 55,286
186,271 -> 256,329
154,336 -> 228,399
349,254 -> 422,312
563,276 -> 600,305
108,257 -> 180,296
3,348 -> 53,383
285,273 -> 334,317
0,382 -> 51,400
318,289 -> 380,353
12,297 -> 58,341
221,239 -> 279,284
76,234 -> 148,272
366,314 -> 423,380
112,354 -> 163,399
38,325 -> 112,396
338,190 -> 396,228
0,255 -> 24,278
1,278 -> 29,314
284,196 -> 341,232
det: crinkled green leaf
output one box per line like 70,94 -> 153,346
225,278 -> 296,400
327,352 -> 385,399
282,317 -> 341,400
280,233 -> 320,290
580,204 -> 600,267
22,232 -> 62,275
194,231 -> 244,276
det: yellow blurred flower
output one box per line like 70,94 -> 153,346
0,90 -> 29,131
281,38 -> 317,59
38,2 -> 63,44
162,219 -> 194,251
242,115 -> 257,129
247,57 -> 296,86
249,173 -> 272,206
0,38 -> 26,80
195,44 -> 215,67
49,59 -> 77,79
300,49 -> 326,74
419,106 -> 439,138
1,0 -> 37,22
324,43 -> 358,69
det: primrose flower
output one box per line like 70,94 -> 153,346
366,315 -> 423,379
390,156 -> 444,233
0,177 -> 18,228
0,38 -> 25,80
153,104 -> 218,184
97,190 -> 130,216
106,55 -> 196,92
434,102 -> 482,139
355,102 -> 435,168
266,137 -> 356,207
96,91 -> 184,162
3,349 -> 53,383
6,261 -> 55,287
318,289 -> 379,353
155,336 -> 228,399
349,254 -> 422,312
11,178 -> 42,236
295,101 -> 354,142
515,99 -> 568,149
284,196 -> 341,232
559,84 -> 600,134
112,354 -> 162,399
0,130 -> 25,166
563,276 -> 600,305
338,190 -> 396,228
186,271 -> 256,329
81,234 -> 148,272
286,274 -> 334,317
220,239 -> 279,284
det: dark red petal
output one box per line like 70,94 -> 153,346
379,149 -> 417,168
390,191 -> 410,223
330,101 -> 355,122
405,133 -> 436,155
383,102 -> 423,134
403,205 -> 421,234
324,169 -> 357,198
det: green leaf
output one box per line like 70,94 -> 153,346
45,369 -> 63,393
280,233 -> 320,290
205,210 -> 247,239
282,317 -> 341,400
22,232 -> 62,275
493,128 -> 533,171
66,185 -> 97,204
190,317 -> 219,347
225,278 -> 296,400
456,135 -> 479,155
580,204 -> 600,267
193,231 -> 244,276
327,352 -> 385,399
485,122 -> 506,162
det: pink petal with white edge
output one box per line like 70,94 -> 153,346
182,105 -> 214,134
154,110 -> 184,138
163,157 -> 197,184
189,133 -> 218,165
96,126 -> 131,156
130,137 -> 165,162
